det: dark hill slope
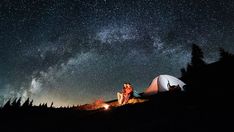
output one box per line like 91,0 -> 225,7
0,92 -> 233,132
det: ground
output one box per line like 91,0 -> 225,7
1,92 -> 233,132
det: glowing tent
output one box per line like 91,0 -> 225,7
144,75 -> 186,95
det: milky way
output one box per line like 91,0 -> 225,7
1,0 -> 234,106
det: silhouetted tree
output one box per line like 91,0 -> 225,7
182,44 -> 206,78
180,44 -> 207,84
219,48 -> 234,61
41,103 -> 47,108
22,98 -> 30,107
16,97 -> 21,107
3,99 -> 11,109
50,102 -> 54,108
11,98 -> 18,108
29,100 -> 33,107
191,44 -> 206,69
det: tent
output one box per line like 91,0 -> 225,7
144,75 -> 186,95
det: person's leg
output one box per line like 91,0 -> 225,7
117,92 -> 123,105
123,94 -> 130,104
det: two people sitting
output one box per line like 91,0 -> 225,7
117,82 -> 140,105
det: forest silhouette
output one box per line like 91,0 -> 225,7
0,44 -> 234,132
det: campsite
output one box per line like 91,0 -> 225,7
1,45 -> 234,132
2,1 -> 234,131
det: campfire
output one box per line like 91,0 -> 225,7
78,98 -> 147,111
102,103 -> 110,110
78,98 -> 111,111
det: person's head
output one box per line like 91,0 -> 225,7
124,82 -> 133,94
123,82 -> 131,88
125,83 -> 131,88
123,83 -> 127,88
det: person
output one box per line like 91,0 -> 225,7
117,83 -> 133,105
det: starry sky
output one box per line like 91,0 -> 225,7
0,0 -> 234,106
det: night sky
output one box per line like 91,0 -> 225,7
1,0 -> 234,106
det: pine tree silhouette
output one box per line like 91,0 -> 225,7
11,98 -> 18,108
22,98 -> 30,107
16,97 -> 21,107
29,100 -> 33,107
3,99 -> 11,109
50,102 -> 54,108
180,44 -> 207,84
219,48 -> 234,61
190,44 -> 206,69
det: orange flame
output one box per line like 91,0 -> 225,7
102,103 -> 110,110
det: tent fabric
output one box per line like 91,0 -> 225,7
144,75 -> 185,95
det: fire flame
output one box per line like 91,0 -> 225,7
102,103 -> 110,110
